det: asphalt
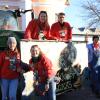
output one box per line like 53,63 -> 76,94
57,87 -> 100,100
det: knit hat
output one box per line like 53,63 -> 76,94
7,37 -> 17,45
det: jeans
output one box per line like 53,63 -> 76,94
1,78 -> 18,100
37,78 -> 56,100
90,68 -> 100,93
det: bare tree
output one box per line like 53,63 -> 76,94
82,0 -> 100,28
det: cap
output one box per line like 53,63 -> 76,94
7,37 -> 17,45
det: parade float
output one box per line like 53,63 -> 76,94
0,8 -> 84,97
0,0 -> 99,99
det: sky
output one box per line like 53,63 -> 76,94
65,0 -> 87,28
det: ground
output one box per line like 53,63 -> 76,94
57,87 -> 100,100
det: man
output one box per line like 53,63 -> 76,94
87,35 -> 100,97
50,12 -> 72,42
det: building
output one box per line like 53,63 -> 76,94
0,0 -> 69,30
0,0 -> 100,43
72,27 -> 100,43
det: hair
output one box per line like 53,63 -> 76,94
38,11 -> 48,21
38,11 -> 48,24
92,35 -> 99,41
58,12 -> 65,16
39,11 -> 48,17
30,45 -> 42,63
37,11 -> 49,31
30,45 -> 42,55
6,48 -> 19,57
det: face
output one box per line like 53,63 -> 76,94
8,41 -> 17,51
39,13 -> 47,23
93,38 -> 99,44
58,14 -> 65,24
31,47 -> 40,57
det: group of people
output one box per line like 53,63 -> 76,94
0,10 -> 100,100
24,11 -> 72,42
0,10 -> 72,100
0,36 -> 57,100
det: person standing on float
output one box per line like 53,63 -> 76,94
24,11 -> 51,40
50,12 -> 72,42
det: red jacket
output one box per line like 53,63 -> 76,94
29,54 -> 55,83
24,19 -> 51,40
50,22 -> 72,41
0,51 -> 21,79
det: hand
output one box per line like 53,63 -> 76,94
33,81 -> 38,86
16,67 -> 22,72
24,38 -> 33,42
45,84 -> 49,91
54,76 -> 61,84
20,69 -> 25,73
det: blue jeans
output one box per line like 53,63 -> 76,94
1,78 -> 18,100
90,68 -> 100,93
37,78 -> 56,100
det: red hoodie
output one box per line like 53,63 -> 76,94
29,54 -> 55,83
24,19 -> 51,40
50,22 -> 72,41
0,51 -> 21,79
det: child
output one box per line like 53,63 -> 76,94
0,36 -> 22,100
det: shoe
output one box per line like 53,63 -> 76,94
95,91 -> 100,98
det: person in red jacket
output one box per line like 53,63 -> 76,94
0,36 -> 22,100
50,12 -> 72,42
24,11 -> 51,40
29,45 -> 56,100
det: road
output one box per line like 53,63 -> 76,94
57,87 -> 100,100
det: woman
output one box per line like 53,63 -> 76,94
24,11 -> 51,40
29,45 -> 56,100
0,36 -> 22,100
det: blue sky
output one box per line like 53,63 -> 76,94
65,0 -> 87,28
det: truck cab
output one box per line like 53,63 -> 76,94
0,9 -> 23,51
0,10 -> 19,30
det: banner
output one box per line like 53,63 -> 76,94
20,40 -> 88,96
21,40 -> 88,70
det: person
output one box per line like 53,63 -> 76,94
0,36 -> 22,100
24,11 -> 51,40
50,12 -> 72,42
87,35 -> 100,96
29,45 -> 56,100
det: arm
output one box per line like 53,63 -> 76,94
0,52 -> 4,67
24,20 -> 34,39
44,25 -> 51,40
50,24 -> 59,40
16,53 -> 23,72
42,55 -> 55,83
20,60 -> 29,72
87,44 -> 93,69
65,22 -> 72,41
